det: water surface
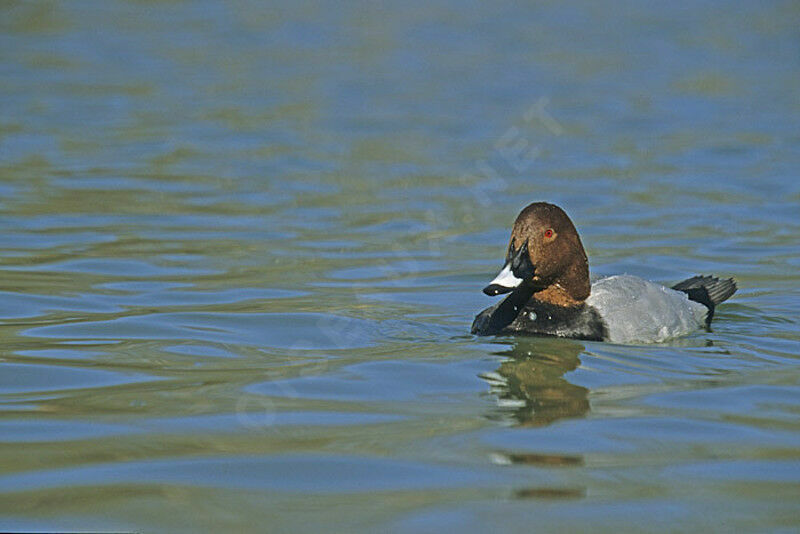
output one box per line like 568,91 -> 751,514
1,1 -> 799,532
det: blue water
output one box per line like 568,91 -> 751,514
1,1 -> 799,532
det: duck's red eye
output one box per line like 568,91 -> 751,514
544,229 -> 554,239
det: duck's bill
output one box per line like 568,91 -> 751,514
482,263 -> 523,296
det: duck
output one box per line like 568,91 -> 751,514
471,202 -> 737,344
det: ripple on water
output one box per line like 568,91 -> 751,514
22,313 -> 378,350
247,359 -> 488,402
0,454 -> 509,494
0,363 -> 154,395
15,258 -> 219,277
0,419 -> 139,443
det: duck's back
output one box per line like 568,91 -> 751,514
586,275 -> 707,344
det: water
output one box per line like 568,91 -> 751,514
1,1 -> 799,532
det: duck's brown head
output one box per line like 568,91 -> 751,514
483,202 -> 590,306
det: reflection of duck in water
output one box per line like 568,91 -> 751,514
481,337 -> 589,427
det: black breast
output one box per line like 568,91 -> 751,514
503,300 -> 607,341
472,292 -> 607,342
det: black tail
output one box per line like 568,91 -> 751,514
672,275 -> 737,326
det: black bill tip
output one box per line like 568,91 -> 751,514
483,284 -> 514,296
